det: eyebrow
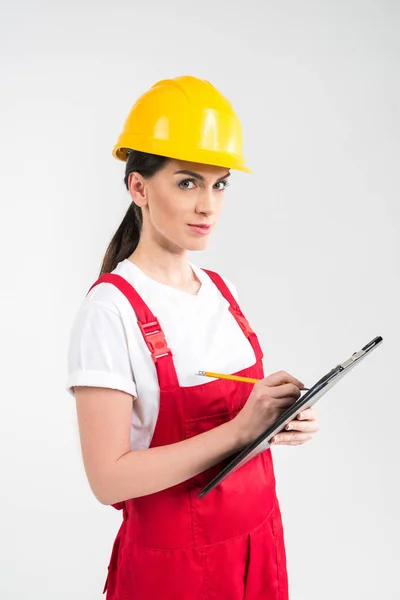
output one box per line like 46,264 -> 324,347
173,169 -> 231,182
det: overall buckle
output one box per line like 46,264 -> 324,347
138,319 -> 171,363
230,307 -> 254,337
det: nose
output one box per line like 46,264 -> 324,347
195,187 -> 219,216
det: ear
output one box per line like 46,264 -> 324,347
127,172 -> 148,207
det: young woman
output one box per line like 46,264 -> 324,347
66,75 -> 319,599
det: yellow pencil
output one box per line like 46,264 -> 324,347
196,370 -> 310,390
196,370 -> 260,384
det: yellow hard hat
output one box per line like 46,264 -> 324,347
112,75 -> 252,173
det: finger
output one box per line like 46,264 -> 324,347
279,437 -> 313,446
263,371 -> 305,389
255,382 -> 302,409
270,383 -> 302,399
271,432 -> 313,445
284,420 -> 319,433
296,407 -> 317,421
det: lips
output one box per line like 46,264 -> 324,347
188,224 -> 212,235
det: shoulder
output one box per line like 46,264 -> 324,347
81,259 -> 141,316
67,262 -> 138,372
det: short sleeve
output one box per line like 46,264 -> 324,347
65,301 -> 137,398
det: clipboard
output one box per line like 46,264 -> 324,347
198,335 -> 383,499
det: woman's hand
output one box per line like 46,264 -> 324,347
271,407 -> 319,446
232,371 -> 305,447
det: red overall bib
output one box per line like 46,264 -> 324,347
88,269 -> 289,599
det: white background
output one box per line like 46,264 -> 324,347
0,1 -> 399,598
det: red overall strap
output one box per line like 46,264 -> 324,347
201,269 -> 264,362
87,273 -> 179,390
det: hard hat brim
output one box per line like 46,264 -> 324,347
112,134 -> 253,174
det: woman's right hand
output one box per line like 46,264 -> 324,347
232,371 -> 305,446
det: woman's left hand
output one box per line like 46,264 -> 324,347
271,408 -> 319,446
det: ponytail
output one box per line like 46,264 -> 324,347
99,150 -> 169,276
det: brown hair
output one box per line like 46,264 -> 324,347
99,150 -> 170,276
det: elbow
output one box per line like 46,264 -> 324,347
93,488 -> 122,507
96,492 -> 112,506
87,474 -> 117,506
86,453 -> 142,505
90,483 -> 111,506
89,472 -> 131,506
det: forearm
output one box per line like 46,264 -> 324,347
98,418 -> 243,505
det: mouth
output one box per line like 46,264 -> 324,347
187,224 -> 213,236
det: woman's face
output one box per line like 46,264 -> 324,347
129,159 -> 231,252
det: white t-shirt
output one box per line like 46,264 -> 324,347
66,259 -> 257,451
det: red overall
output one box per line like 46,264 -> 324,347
88,269 -> 289,599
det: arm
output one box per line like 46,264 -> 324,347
74,386 -> 244,505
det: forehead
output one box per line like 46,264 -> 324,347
165,159 -> 230,179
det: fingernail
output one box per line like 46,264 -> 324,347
297,413 -> 303,420
274,436 -> 279,443
285,424 -> 292,430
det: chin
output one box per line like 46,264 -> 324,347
184,238 -> 211,252
159,234 -> 210,253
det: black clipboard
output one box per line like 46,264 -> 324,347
198,335 -> 383,499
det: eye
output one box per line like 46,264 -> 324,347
178,178 -> 230,191
178,178 -> 196,189
214,180 -> 230,191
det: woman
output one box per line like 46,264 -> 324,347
66,75 -> 319,599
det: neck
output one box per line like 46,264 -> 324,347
127,238 -> 200,294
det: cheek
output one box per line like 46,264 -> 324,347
149,192 -> 185,234
216,198 -> 225,216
